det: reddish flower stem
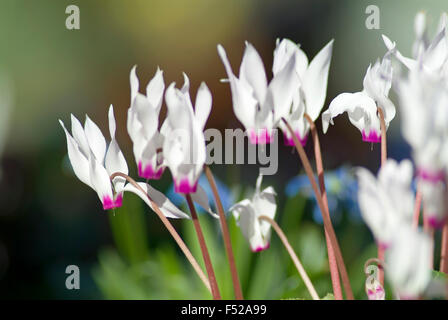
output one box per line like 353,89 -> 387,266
109,172 -> 211,294
259,215 -> 320,300
281,117 -> 354,300
204,165 -> 243,300
304,114 -> 343,300
441,220 -> 448,273
377,108 -> 387,286
186,194 -> 222,300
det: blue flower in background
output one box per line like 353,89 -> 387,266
286,166 -> 361,224
167,174 -> 235,214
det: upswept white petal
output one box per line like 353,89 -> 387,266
59,120 -> 91,188
382,34 -> 418,70
70,114 -> 89,156
266,52 -> 300,124
130,65 -> 139,105
164,78 -> 208,192
89,153 -> 115,208
422,28 -> 448,72
217,44 -> 257,130
273,38 -> 308,77
132,93 -> 158,140
362,50 -> 396,124
123,182 -> 190,219
194,82 -> 212,131
105,105 -> 128,193
239,42 -> 268,102
84,115 -> 107,164
146,67 -> 165,114
302,39 -> 334,121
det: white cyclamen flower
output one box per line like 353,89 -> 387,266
163,74 -> 212,194
395,68 -> 448,228
273,38 -> 334,146
230,174 -> 277,252
356,159 -> 414,248
60,105 -> 128,210
128,65 -> 166,180
383,12 -> 448,77
217,41 -> 300,144
386,225 -> 432,299
322,49 -> 396,143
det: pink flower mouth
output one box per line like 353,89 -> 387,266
424,215 -> 446,229
251,242 -> 270,252
174,178 -> 198,194
417,168 -> 445,183
283,131 -> 308,147
249,128 -> 272,144
138,162 -> 165,180
362,129 -> 381,143
102,194 -> 123,210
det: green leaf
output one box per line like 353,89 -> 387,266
322,293 -> 335,300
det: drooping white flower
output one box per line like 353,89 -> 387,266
365,277 -> 385,300
163,74 -> 212,194
383,12 -> 448,77
395,67 -> 448,227
386,225 -> 433,299
128,65 -> 166,180
272,39 -> 334,146
230,174 -> 277,252
59,105 -> 128,210
356,159 -> 414,248
322,49 -> 396,143
217,41 -> 300,144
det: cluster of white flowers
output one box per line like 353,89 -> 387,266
59,11 -> 448,300
357,12 -> 448,299
386,12 -> 448,228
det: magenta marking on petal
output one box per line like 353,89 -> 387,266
283,131 -> 308,146
424,216 -> 446,229
174,178 -> 198,194
251,246 -> 265,253
248,128 -> 272,145
362,129 -> 381,143
377,241 -> 390,251
114,193 -> 123,208
103,194 -> 123,210
138,161 -> 165,180
251,242 -> 270,253
417,168 -> 445,183
102,196 -> 115,210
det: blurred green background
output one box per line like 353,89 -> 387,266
0,0 -> 447,299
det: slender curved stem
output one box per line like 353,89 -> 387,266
377,108 -> 387,285
204,165 -> 243,299
109,172 -> 211,294
186,194 -> 222,300
304,114 -> 343,300
363,258 -> 385,274
259,215 -> 320,300
281,117 -> 354,300
441,220 -> 448,273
